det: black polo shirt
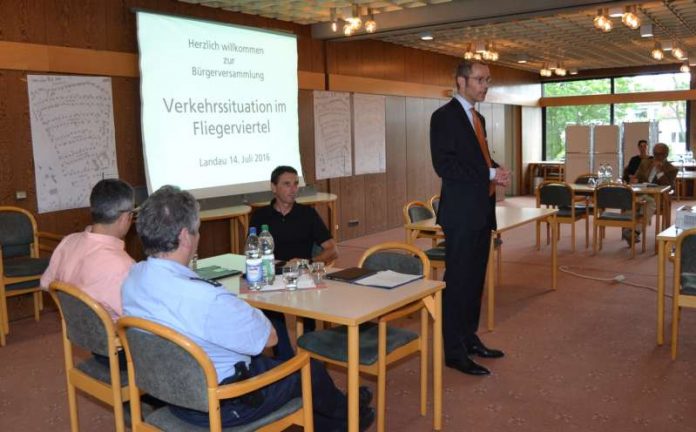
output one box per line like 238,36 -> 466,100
249,200 -> 332,261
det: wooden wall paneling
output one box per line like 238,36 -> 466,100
338,175 -> 365,240
405,97 -> 429,202
111,77 -> 145,187
422,98 -> 441,199
0,71 -> 13,204
382,42 -> 406,82
0,0 -> 48,43
104,0 -> 139,52
404,48 -> 424,84
198,219 -> 231,259
44,0 -> 108,49
362,173 -> 388,235
385,96 -> 407,228
298,90 -> 316,184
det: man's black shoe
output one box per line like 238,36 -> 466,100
445,356 -> 490,375
466,342 -> 505,359
359,406 -> 376,432
359,385 -> 373,407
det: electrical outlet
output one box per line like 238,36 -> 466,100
15,190 -> 27,200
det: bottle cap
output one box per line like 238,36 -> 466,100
249,227 -> 257,235
261,224 -> 269,232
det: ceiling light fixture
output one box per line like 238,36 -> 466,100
516,54 -> 529,64
622,5 -> 640,29
640,23 -> 653,38
554,62 -> 567,76
593,8 -> 612,32
608,6 -> 624,18
673,43 -> 686,60
364,8 -> 376,33
330,8 -> 338,32
345,4 -> 362,30
650,41 -> 664,60
680,62 -> 690,73
420,32 -> 433,41
569,68 -> 579,75
540,63 -> 553,77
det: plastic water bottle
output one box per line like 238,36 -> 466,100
605,164 -> 613,183
597,163 -> 606,184
259,224 -> 275,285
245,227 -> 263,290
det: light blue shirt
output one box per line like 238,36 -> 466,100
454,93 -> 496,181
122,257 -> 271,380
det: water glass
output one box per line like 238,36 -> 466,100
587,177 -> 596,187
282,264 -> 299,291
311,262 -> 326,283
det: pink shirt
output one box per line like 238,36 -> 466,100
41,228 -> 134,321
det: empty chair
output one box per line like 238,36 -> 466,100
0,206 -> 53,346
297,242 -> 431,432
49,281 -> 130,432
428,194 -> 440,215
671,227 -> 696,359
403,200 -> 442,247
535,181 -> 589,252
593,183 -> 647,258
117,316 -> 314,432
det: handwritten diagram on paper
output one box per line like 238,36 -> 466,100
313,91 -> 352,180
353,93 -> 385,175
28,75 -> 118,213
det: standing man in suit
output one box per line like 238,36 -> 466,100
430,60 -> 511,376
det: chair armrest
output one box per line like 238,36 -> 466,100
379,300 -> 423,323
216,351 -> 310,400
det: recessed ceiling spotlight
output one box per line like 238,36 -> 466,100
516,54 -> 529,64
420,32 -> 434,41
640,24 -> 653,38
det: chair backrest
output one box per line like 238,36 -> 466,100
676,228 -> 696,287
117,317 -> 214,412
49,281 -> 113,356
536,182 -> 572,208
595,184 -> 634,211
574,173 -> 597,185
403,201 -> 434,224
0,206 -> 38,258
358,242 -> 430,279
428,194 -> 440,214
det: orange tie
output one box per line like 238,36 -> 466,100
471,107 -> 495,195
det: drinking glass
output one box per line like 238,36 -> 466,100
311,262 -> 326,283
282,264 -> 299,291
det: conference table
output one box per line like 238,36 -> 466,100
571,183 -> 672,252
656,225 -> 679,346
199,204 -> 252,254
250,192 -> 339,239
403,206 -> 558,330
238,274 -> 445,432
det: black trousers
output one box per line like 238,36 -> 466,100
266,311 -> 316,361
441,224 -> 492,360
171,355 -> 348,431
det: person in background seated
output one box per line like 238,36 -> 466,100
40,178 -> 135,369
122,185 -> 373,431
624,143 -> 677,244
623,139 -> 651,183
250,165 -> 338,360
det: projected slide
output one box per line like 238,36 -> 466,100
137,11 -> 303,198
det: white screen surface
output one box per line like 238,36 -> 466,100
137,11 -> 303,198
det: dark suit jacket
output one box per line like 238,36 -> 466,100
430,98 -> 498,231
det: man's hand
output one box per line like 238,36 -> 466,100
494,167 -> 511,187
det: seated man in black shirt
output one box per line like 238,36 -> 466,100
250,165 -> 338,360
622,139 -> 651,182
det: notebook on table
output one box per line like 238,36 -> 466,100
195,265 -> 242,281
325,267 -> 377,283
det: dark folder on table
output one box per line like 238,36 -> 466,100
325,267 -> 377,283
195,265 -> 241,281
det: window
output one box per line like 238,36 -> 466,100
543,79 -> 611,97
614,100 -> 687,155
545,105 -> 610,160
614,73 -> 689,94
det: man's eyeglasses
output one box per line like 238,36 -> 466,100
466,76 -> 492,85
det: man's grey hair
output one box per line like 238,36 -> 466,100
90,179 -> 134,224
136,185 -> 200,256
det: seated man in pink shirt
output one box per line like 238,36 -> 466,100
41,179 -> 135,366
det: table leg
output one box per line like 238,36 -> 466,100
551,214 -> 558,290
657,239 -> 666,345
433,290 -> 443,431
654,194 -> 662,254
347,324 -> 359,432
486,231 -> 496,331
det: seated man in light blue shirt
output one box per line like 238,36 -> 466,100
122,185 -> 374,431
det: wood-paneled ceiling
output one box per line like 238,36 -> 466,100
178,0 -> 696,75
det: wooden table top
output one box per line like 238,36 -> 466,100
405,207 -> 557,234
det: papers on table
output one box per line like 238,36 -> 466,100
353,270 -> 423,289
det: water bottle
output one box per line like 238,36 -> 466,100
245,227 -> 263,290
259,224 -> 275,285
597,163 -> 606,184
605,164 -> 613,183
